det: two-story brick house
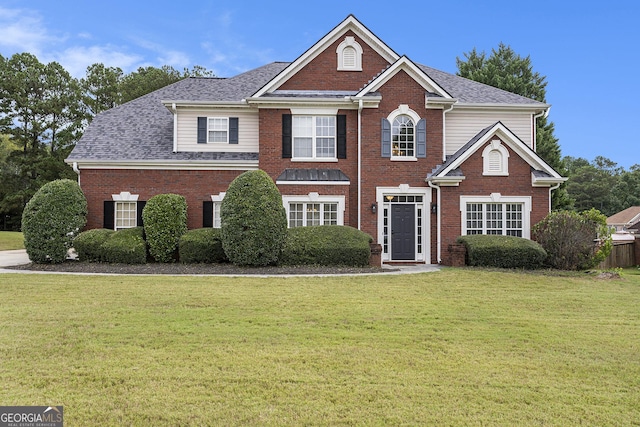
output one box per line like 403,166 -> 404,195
66,15 -> 565,265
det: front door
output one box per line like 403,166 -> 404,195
391,204 -> 415,260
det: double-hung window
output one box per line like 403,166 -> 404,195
115,202 -> 137,230
283,195 -> 345,228
208,117 -> 229,143
293,116 -> 336,159
392,115 -> 415,158
197,117 -> 238,144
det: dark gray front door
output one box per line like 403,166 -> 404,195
391,204 -> 415,260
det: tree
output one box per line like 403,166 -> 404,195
81,63 -> 123,116
456,44 -> 570,210
565,156 -> 623,216
142,193 -> 188,263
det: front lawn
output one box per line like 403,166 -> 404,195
0,231 -> 24,250
0,269 -> 638,425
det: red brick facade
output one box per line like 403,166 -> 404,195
75,17 -> 561,266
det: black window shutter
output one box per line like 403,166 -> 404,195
416,118 -> 426,158
103,201 -> 114,230
136,201 -> 146,228
197,117 -> 207,144
381,118 -> 391,157
282,114 -> 292,158
229,117 -> 239,144
203,201 -> 214,228
337,115 -> 347,159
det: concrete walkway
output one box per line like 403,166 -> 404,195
0,249 -> 440,275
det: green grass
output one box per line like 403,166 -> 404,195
0,231 -> 24,250
0,269 -> 638,425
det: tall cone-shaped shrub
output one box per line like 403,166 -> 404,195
220,170 -> 287,266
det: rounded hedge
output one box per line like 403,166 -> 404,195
220,170 -> 287,266
280,225 -> 373,267
142,193 -> 188,263
74,228 -> 114,262
22,179 -> 87,263
456,234 -> 547,269
179,228 -> 228,263
100,227 -> 147,264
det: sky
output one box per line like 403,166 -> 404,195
1,0 -> 638,169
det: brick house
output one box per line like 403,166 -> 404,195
66,15 -> 565,265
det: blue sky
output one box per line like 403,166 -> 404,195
1,0 -> 638,169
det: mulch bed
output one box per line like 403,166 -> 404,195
7,260 -> 392,275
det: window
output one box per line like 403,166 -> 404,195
208,118 -> 228,143
293,116 -> 336,159
283,194 -> 344,228
392,115 -> 415,157
461,194 -> 531,238
212,201 -> 222,228
197,117 -> 238,144
288,202 -> 338,227
115,202 -> 137,230
464,202 -> 524,237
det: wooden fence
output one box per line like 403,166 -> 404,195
599,240 -> 638,269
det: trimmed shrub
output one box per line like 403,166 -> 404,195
532,209 -> 612,270
142,194 -> 188,263
280,225 -> 373,267
22,179 -> 87,263
100,227 -> 147,264
457,234 -> 547,269
179,228 -> 228,263
74,228 -> 114,262
221,170 -> 287,266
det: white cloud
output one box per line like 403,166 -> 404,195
55,45 -> 143,77
0,7 -> 62,56
133,38 -> 191,69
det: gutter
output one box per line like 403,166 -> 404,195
172,103 -> 178,153
72,162 -> 80,186
357,98 -> 363,230
533,107 -> 550,151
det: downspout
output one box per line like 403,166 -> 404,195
172,103 -> 178,153
533,107 -> 550,152
72,162 -> 80,186
427,180 -> 442,263
357,98 -> 363,230
548,182 -> 561,211
442,103 -> 455,162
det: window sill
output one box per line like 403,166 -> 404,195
291,158 -> 339,163
390,157 -> 418,162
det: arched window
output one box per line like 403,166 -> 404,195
392,115 -> 415,157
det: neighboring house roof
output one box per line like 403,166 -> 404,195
427,121 -> 565,186
607,206 -> 640,227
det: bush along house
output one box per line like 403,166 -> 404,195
66,15 -> 566,265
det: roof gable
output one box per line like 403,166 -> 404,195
253,15 -> 399,97
356,56 -> 452,100
428,122 -> 564,185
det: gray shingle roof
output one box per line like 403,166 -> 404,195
276,168 -> 350,182
68,58 -> 547,164
67,62 -> 289,162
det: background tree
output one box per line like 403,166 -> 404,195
456,43 -> 570,209
81,63 -> 123,116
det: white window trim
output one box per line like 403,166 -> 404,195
210,192 -> 226,228
460,193 -> 531,239
282,193 -> 345,227
207,117 -> 229,144
482,140 -> 510,176
292,115 -> 337,161
336,36 -> 363,71
387,105 -> 420,160
111,191 -> 139,230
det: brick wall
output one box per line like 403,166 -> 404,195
80,169 -> 245,230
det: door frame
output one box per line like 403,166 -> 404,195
376,185 -> 430,263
